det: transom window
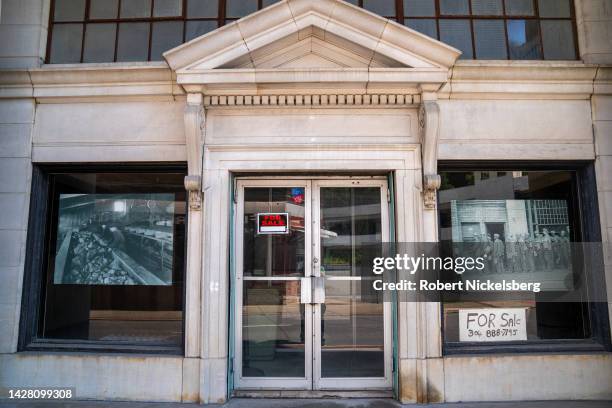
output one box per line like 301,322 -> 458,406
47,0 -> 577,63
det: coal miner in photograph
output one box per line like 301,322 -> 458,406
53,194 -> 176,285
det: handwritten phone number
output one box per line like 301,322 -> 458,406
467,328 -> 519,338
7,389 -> 73,399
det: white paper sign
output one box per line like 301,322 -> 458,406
459,308 -> 527,342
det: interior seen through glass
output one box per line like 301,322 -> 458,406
241,185 -> 386,380
438,170 -> 591,342
42,172 -> 186,347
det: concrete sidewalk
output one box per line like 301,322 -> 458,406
1,399 -> 611,408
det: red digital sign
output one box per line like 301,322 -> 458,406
257,213 -> 289,234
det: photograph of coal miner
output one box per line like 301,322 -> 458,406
53,194 -> 176,286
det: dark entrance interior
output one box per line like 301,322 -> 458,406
485,222 -> 505,241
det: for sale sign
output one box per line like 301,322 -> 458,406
459,308 -> 527,342
257,213 -> 289,234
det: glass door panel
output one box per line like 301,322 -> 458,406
314,181 -> 391,390
320,279 -> 385,378
236,182 -> 312,390
243,187 -> 306,277
235,179 -> 391,391
242,279 -> 305,378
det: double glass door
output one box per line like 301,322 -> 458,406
234,179 -> 391,390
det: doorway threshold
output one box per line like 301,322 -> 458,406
232,390 -> 394,399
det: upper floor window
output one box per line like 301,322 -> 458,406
47,0 -> 577,64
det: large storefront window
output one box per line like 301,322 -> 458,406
20,166 -> 186,353
438,166 -> 609,351
46,0 -> 577,63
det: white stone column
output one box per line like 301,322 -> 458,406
0,0 -> 48,68
199,161 -> 230,403
0,0 -> 47,355
182,93 -> 205,402
184,93 -> 204,359
575,0 -> 612,64
397,92 -> 444,404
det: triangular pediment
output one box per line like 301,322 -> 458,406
215,27 -> 407,69
164,0 -> 460,90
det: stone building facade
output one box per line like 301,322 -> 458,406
0,0 -> 611,404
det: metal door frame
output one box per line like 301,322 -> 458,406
312,179 -> 392,390
233,177 -> 392,391
234,179 -> 313,390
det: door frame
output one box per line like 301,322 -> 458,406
312,179 -> 393,390
234,179 -> 313,390
233,176 -> 392,391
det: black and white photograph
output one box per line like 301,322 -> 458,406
451,199 -> 573,290
53,193 -> 176,285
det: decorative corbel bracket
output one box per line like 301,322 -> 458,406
419,99 -> 441,210
184,175 -> 202,211
184,93 -> 205,210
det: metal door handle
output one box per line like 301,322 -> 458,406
312,257 -> 319,268
313,276 -> 325,304
300,277 -> 311,304
300,276 -> 325,304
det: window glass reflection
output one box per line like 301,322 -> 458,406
89,0 -> 119,19
507,20 -> 542,59
440,0 -> 470,15
83,24 -> 117,63
363,0 -> 396,17
471,0 -> 503,15
50,24 -> 83,63
505,0 -> 534,15
46,0 -> 578,63
474,19 -> 507,59
226,0 -> 258,18
541,20 -> 576,60
54,0 -> 86,21
403,0 -> 436,17
187,0 -> 218,17
186,20 -> 218,40
243,188 -> 306,277
438,170 -> 591,343
405,19 -> 438,38
538,0 -> 571,18
153,0 -> 182,17
150,21 -> 183,61
117,23 -> 150,61
42,171 -> 186,347
262,0 -> 281,7
120,0 -> 152,18
320,188 -> 382,278
242,280 -> 305,377
439,19 -> 473,59
321,280 -> 384,378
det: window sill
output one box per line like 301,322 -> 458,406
444,339 -> 610,356
40,61 -> 169,69
22,339 -> 184,356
